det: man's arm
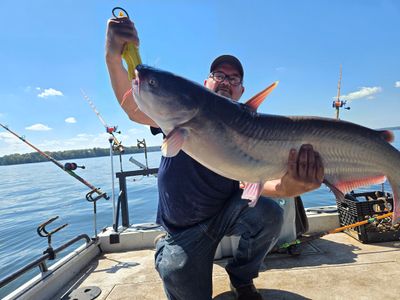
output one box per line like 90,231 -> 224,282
105,18 -> 158,127
261,144 -> 324,198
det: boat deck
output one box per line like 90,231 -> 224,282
65,232 -> 400,300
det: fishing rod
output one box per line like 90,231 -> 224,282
0,122 -> 108,201
81,89 -> 127,230
280,212 -> 394,249
81,89 -> 124,154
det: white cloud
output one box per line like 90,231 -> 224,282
65,117 -> 77,124
37,132 -> 114,150
24,86 -> 41,93
395,81 -> 400,88
0,132 -> 14,141
0,132 -> 111,156
0,132 -> 28,155
0,130 -> 163,157
275,67 -> 286,73
37,88 -> 63,98
340,86 -> 382,101
25,123 -> 52,131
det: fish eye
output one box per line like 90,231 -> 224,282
149,78 -> 157,86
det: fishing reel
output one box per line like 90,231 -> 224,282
113,143 -> 125,153
108,135 -> 125,153
106,126 -> 120,134
64,162 -> 85,171
332,100 -> 350,110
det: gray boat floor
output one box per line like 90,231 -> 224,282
71,233 -> 400,300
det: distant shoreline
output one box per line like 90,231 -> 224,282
0,146 -> 161,166
2,127 -> 398,166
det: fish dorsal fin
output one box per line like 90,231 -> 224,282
244,81 -> 279,111
379,130 -> 395,143
161,128 -> 188,157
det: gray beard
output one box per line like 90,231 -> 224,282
216,88 -> 231,98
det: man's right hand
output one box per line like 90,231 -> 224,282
105,16 -> 157,127
106,17 -> 139,58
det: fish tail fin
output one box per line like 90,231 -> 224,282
378,130 -> 395,143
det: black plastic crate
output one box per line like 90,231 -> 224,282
336,190 -> 400,243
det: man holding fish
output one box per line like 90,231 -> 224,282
105,16 -> 324,300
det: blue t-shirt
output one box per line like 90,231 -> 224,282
151,127 -> 240,233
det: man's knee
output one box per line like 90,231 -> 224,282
256,197 -> 284,233
156,249 -> 190,285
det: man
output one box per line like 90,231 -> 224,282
106,16 -> 324,300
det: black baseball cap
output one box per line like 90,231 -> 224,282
210,55 -> 244,79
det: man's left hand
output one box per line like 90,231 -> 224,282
277,144 -> 324,197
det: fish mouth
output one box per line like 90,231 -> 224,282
132,69 -> 140,95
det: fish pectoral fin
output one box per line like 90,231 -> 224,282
245,81 -> 279,111
161,128 -> 187,157
323,179 -> 346,202
388,178 -> 400,225
242,182 -> 263,207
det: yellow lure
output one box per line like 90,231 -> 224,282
122,42 -> 142,81
118,11 -> 142,81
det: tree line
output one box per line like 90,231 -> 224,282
0,146 -> 161,166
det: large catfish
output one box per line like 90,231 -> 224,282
132,65 -> 400,223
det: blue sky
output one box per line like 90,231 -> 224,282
0,0 -> 399,156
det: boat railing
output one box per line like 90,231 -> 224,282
0,234 -> 93,289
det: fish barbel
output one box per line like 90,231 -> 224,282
132,65 -> 400,223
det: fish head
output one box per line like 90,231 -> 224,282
133,65 -> 201,130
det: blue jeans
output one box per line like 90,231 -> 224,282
154,191 -> 284,300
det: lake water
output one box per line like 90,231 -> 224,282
1,131 -> 399,297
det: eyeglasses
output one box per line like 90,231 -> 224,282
209,71 -> 242,86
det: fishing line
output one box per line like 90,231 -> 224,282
80,89 -> 124,153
